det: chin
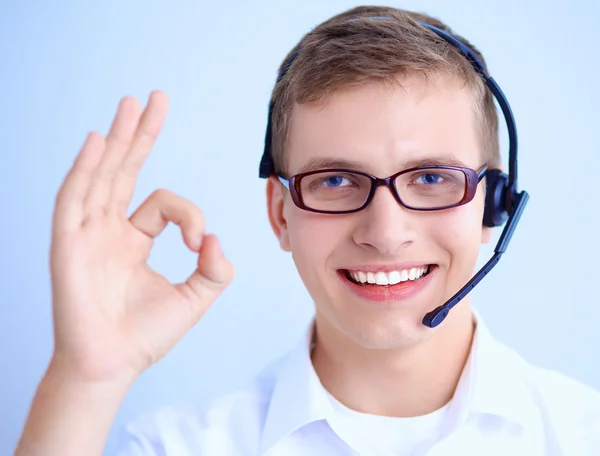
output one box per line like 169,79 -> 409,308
329,307 -> 438,350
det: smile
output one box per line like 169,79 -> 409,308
338,264 -> 437,303
345,266 -> 432,286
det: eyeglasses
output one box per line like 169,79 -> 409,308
278,165 -> 488,214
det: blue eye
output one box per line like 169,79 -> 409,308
323,176 -> 348,187
415,173 -> 443,185
304,172 -> 363,197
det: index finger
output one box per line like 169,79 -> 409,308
110,91 -> 170,213
129,188 -> 206,252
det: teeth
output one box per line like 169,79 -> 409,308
374,272 -> 388,285
388,271 -> 401,285
349,266 -> 431,286
409,268 -> 417,280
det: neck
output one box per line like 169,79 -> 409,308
311,303 -> 475,417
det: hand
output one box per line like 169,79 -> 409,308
49,91 -> 234,384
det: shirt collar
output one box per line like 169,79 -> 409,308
461,310 -> 539,428
259,310 -> 538,454
259,319 -> 335,455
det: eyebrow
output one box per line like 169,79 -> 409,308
296,155 -> 471,174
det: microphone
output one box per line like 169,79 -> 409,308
422,190 -> 529,328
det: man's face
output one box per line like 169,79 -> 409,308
267,73 -> 490,349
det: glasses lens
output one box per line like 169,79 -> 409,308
298,170 -> 371,212
395,167 -> 467,209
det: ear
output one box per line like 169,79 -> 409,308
266,176 -> 291,252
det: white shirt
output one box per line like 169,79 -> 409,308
324,388 -> 450,456
114,313 -> 600,455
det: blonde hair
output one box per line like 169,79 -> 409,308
269,6 -> 499,174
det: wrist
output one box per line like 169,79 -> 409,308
15,357 -> 135,456
44,354 -> 137,398
48,350 -> 140,388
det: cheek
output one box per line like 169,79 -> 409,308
285,208 -> 350,278
434,199 -> 485,264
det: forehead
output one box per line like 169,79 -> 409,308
285,73 -> 482,175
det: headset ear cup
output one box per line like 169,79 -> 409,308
483,169 -> 509,227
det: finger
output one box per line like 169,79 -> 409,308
175,234 -> 235,307
110,91 -> 169,214
84,96 -> 142,214
128,189 -> 205,250
53,131 -> 105,234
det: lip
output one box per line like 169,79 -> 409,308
338,265 -> 437,303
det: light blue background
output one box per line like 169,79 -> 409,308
1,0 -> 598,453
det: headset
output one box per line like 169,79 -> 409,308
258,19 -> 530,328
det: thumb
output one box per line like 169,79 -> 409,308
177,234 -> 234,306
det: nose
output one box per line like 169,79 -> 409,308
352,185 -> 419,255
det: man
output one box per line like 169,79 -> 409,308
15,5 -> 600,456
